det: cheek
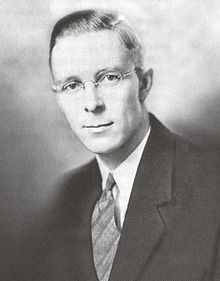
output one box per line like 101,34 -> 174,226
111,80 -> 139,107
116,86 -> 141,125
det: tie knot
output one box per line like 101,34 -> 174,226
99,173 -> 116,205
105,173 -> 116,192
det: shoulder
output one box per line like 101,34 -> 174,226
50,158 -> 100,207
163,125 -> 220,213
175,135 -> 220,192
150,113 -> 220,196
56,158 -> 98,187
150,112 -> 219,167
174,130 -> 220,176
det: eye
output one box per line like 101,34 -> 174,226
63,81 -> 82,92
100,72 -> 121,83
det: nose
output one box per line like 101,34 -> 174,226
83,82 -> 105,113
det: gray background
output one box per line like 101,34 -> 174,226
1,0 -> 220,265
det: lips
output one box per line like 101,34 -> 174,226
83,121 -> 113,128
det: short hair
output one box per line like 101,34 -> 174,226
49,9 -> 143,71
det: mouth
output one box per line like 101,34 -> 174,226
83,122 -> 114,129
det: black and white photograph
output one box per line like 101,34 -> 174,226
1,1 -> 220,280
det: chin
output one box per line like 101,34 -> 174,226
81,139 -> 121,155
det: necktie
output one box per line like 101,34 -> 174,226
91,173 -> 121,281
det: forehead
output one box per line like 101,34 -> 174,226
51,30 -> 132,80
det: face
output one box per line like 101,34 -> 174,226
51,30 -> 151,162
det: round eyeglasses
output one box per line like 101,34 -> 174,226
52,69 -> 137,95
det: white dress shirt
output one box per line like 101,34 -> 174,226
96,127 -> 151,229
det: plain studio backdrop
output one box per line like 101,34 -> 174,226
0,0 -> 220,269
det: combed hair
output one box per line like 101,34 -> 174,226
49,9 -> 143,69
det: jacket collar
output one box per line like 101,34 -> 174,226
109,113 -> 175,281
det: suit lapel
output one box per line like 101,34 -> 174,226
76,160 -> 103,281
110,115 -> 175,281
53,160 -> 102,281
77,160 -> 102,281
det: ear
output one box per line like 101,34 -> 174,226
139,68 -> 153,103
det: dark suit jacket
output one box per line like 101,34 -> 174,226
9,114 -> 220,281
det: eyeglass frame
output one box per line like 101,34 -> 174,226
51,68 -> 140,95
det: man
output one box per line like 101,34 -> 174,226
14,9 -> 220,281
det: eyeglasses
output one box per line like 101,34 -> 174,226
52,69 -> 137,95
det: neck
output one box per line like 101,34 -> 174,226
97,112 -> 150,170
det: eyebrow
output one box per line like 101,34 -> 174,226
57,66 -> 126,85
95,67 -> 124,79
57,75 -> 81,85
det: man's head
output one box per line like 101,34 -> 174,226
50,9 -> 153,167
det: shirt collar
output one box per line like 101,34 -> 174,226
96,126 -> 151,190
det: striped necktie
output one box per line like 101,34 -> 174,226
91,173 -> 121,281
